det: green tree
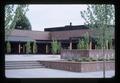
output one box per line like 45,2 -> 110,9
77,32 -> 89,49
57,42 -> 61,53
83,32 -> 89,49
77,39 -> 85,49
6,41 -> 11,53
13,6 -> 31,30
95,36 -> 102,49
80,5 -> 115,49
5,5 -> 29,39
51,40 -> 60,54
33,41 -> 37,54
80,4 -> 115,78
26,41 -> 31,54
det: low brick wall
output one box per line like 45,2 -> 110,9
81,61 -> 115,72
61,49 -> 115,59
61,49 -> 89,59
89,49 -> 114,58
39,61 -> 115,72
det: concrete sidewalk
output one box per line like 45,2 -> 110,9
5,55 -> 61,61
5,68 -> 115,78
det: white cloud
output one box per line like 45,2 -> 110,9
26,4 -> 87,31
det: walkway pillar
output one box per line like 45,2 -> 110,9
18,43 -> 21,54
69,42 -> 72,50
46,44 -> 48,54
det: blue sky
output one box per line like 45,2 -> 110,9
26,4 -> 87,31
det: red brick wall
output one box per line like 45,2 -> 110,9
89,49 -> 115,58
61,49 -> 115,59
61,49 -> 89,59
39,61 -> 115,72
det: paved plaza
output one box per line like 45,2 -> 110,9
5,55 -> 115,78
5,68 -> 115,78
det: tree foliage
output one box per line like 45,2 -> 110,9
83,32 -> 89,49
33,41 -> 37,54
5,5 -> 29,39
77,39 -> 85,49
80,5 -> 115,49
26,41 -> 31,54
13,6 -> 31,30
6,41 -> 11,53
57,42 -> 61,53
77,32 -> 89,49
51,40 -> 61,54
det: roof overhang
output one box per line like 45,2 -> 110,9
5,36 -> 35,42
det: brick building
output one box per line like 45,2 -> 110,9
5,24 -> 114,54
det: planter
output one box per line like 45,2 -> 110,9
39,60 -> 115,72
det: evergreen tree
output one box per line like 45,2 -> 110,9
6,41 -> 11,53
5,5 -> 29,39
33,41 -> 37,54
14,6 -> 31,30
26,41 -> 31,54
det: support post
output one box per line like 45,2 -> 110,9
69,42 -> 72,50
46,44 -> 48,54
19,43 -> 20,54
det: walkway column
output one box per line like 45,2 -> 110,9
106,40 -> 108,49
18,43 -> 21,54
89,41 -> 92,50
46,44 -> 48,54
69,42 -> 72,50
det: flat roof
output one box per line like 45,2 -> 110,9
44,25 -> 89,32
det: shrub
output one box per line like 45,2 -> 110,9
90,57 -> 97,61
26,41 -> 31,54
77,58 -> 83,62
6,41 -> 11,53
81,57 -> 87,61
98,57 -> 104,61
73,58 -> 77,61
51,40 -> 61,54
109,57 -> 115,61
84,57 -> 91,62
105,58 -> 109,61
67,59 -> 73,61
78,57 -> 91,62
77,32 -> 89,49
67,56 -> 112,62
